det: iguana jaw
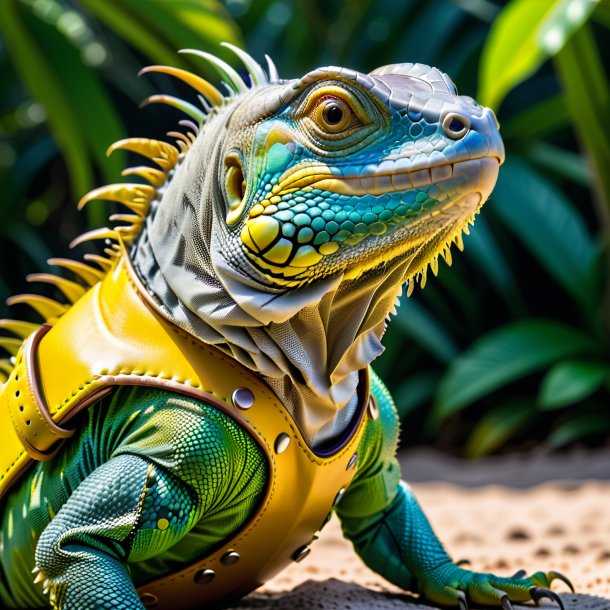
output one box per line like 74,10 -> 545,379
240,154 -> 501,288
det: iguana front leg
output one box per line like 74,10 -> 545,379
33,390 -> 267,610
337,371 -> 572,609
35,454 -> 152,609
35,452 -> 201,609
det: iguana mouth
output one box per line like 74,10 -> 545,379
240,155 -> 500,288
267,153 -> 503,198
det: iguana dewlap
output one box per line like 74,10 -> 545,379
0,45 -> 572,610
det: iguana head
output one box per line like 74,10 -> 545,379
215,56 -> 504,291
0,46 -> 505,443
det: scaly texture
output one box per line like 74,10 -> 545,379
0,46 -> 569,610
0,386 -> 268,608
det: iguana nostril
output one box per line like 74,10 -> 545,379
442,112 -> 470,139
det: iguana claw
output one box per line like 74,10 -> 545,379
457,590 -> 469,610
530,586 -> 565,610
510,569 -> 526,579
547,571 -> 575,593
500,595 -> 514,610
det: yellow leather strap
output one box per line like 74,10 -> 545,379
6,325 -> 74,461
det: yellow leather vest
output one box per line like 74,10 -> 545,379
0,256 -> 369,609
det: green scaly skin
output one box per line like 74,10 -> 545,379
0,49 -> 572,609
0,377 -> 569,609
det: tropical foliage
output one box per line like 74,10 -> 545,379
0,0 -> 608,456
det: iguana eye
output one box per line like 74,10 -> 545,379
313,96 -> 357,134
323,102 -> 344,125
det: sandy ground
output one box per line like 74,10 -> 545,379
231,448 -> 610,609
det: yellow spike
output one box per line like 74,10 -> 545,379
430,256 -> 439,276
0,337 -> 21,357
26,273 -> 86,304
103,244 -> 121,258
167,131 -> 192,147
463,225 -> 470,235
140,95 -> 205,123
172,139 -> 189,154
114,224 -> 142,242
107,138 -> 179,171
70,228 -> 118,250
6,295 -> 68,322
406,280 -> 415,297
0,319 -> 40,339
83,254 -> 113,272
78,184 -> 155,216
455,233 -> 464,251
420,269 -> 428,289
109,213 -> 142,224
443,248 -> 453,266
121,166 -> 166,188
138,65 -> 223,106
33,572 -> 46,585
48,258 -> 104,286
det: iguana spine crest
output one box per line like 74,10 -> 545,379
0,45 -> 276,384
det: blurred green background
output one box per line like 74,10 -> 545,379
0,0 -> 609,457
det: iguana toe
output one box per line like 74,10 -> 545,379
546,570 -> 575,593
419,564 -> 572,609
500,595 -> 514,610
530,586 -> 565,609
456,590 -> 468,610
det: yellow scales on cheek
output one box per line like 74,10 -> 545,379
239,129 -> 344,283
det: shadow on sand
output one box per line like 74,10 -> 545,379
230,578 -> 610,610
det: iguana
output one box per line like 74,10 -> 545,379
0,44 -> 572,610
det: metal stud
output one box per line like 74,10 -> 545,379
333,487 -> 345,507
139,593 -> 159,608
274,433 -> 291,454
292,545 -> 311,563
194,568 -> 215,584
232,387 -> 254,410
346,453 -> 357,470
221,550 -> 240,566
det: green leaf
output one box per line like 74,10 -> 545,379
492,157 -> 597,311
127,0 -> 242,53
5,223 -> 55,270
479,0 -> 600,110
462,214 -> 518,301
78,0 -> 189,68
82,0 -> 241,77
394,297 -> 458,364
554,24 -> 610,222
548,412 -> 610,448
20,7 -> 126,226
0,1 -> 92,196
539,360 -> 610,409
524,142 -> 592,187
394,372 -> 440,420
501,94 -> 570,143
465,401 -> 532,458
434,319 -> 598,421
